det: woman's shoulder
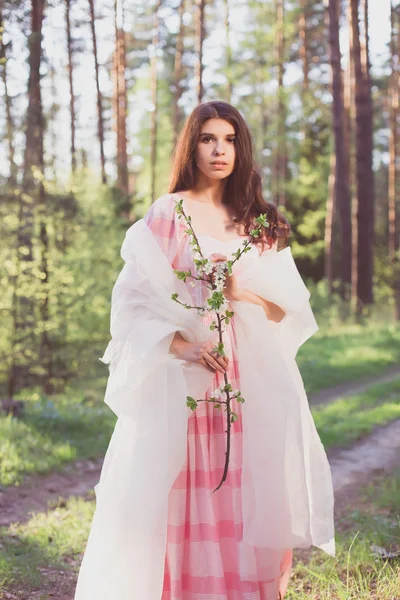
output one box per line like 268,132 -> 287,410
144,192 -> 179,222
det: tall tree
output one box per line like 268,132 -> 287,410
327,0 -> 352,298
13,0 -> 48,395
150,0 -> 161,203
274,0 -> 287,207
65,0 -> 77,173
389,1 -> 399,261
389,1 -> 400,318
172,0 -> 186,143
113,0 -> 129,198
350,0 -> 375,310
194,0 -> 206,104
224,0 -> 233,102
88,0 -> 106,184
0,7 -> 17,185
298,0 -> 310,142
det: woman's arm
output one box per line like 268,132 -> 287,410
209,253 -> 286,323
230,288 -> 286,323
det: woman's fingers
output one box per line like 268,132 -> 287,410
200,357 -> 216,373
204,350 -> 228,374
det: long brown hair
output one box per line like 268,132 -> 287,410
168,100 -> 290,249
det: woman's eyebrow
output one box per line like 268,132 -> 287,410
200,132 -> 235,136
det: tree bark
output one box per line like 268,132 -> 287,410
350,0 -> 374,310
324,152 -> 336,294
0,9 -> 17,185
150,0 -> 161,203
389,1 -> 400,318
17,0 -> 49,394
224,0 -> 233,102
389,1 -> 399,261
114,0 -> 129,199
299,0 -> 309,92
65,0 -> 77,173
327,0 -> 352,298
274,0 -> 287,207
194,0 -> 206,104
88,0 -> 107,184
172,0 -> 186,143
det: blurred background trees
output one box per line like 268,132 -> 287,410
0,0 -> 399,396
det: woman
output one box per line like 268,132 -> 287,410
74,101 -> 335,600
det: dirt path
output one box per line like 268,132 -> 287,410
1,418 -> 400,530
1,373 -> 400,600
309,364 -> 400,406
328,418 -> 400,492
0,458 -> 103,527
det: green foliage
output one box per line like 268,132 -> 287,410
0,381 -> 115,487
0,171 -> 125,394
312,377 -> 400,449
297,317 -> 400,397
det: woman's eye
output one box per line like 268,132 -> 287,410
201,137 -> 236,143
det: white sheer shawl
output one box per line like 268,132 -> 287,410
74,208 -> 335,600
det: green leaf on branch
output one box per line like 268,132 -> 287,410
214,342 -> 225,356
207,291 -> 225,311
223,382 -> 232,392
213,403 -> 221,409
171,293 -> 179,301
174,270 -> 189,281
231,412 -> 238,423
186,396 -> 198,410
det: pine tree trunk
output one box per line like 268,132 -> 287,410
17,0 -> 49,394
274,0 -> 287,207
224,0 -> 233,102
389,1 -> 400,318
173,0 -> 186,143
150,0 -> 161,203
114,0 -> 129,201
88,0 -> 107,184
325,152 -> 336,294
344,3 -> 358,309
327,0 -> 352,299
299,0 -> 309,93
0,10 -> 17,185
350,0 -> 374,310
65,0 -> 77,173
299,0 -> 310,142
195,0 -> 206,104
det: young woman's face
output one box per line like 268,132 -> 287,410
195,118 -> 236,181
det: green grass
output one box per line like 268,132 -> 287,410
0,495 -> 95,598
288,469 -> 400,599
0,321 -> 399,488
1,471 -> 399,599
311,377 -> 400,450
297,321 -> 400,396
0,380 -> 115,487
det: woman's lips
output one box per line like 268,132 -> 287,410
211,163 -> 228,169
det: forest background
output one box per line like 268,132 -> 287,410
0,0 -> 399,398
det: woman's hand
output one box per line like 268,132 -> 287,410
169,333 -> 229,374
209,253 -> 239,301
209,254 -> 286,323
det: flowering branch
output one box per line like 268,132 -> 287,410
172,198 -> 269,492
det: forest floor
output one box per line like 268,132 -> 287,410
1,371 -> 400,599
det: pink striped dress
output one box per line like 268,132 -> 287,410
145,195 -> 293,600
